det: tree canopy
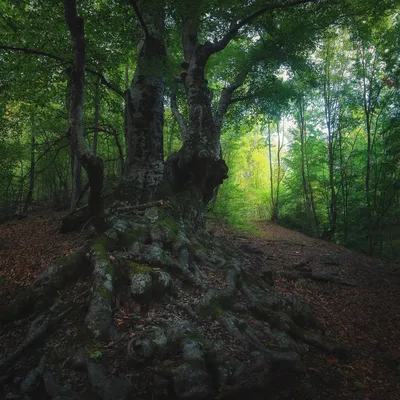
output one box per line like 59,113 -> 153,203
0,0 -> 399,251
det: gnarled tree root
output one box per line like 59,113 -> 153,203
1,207 -> 350,399
276,269 -> 357,287
0,301 -> 72,373
0,248 -> 89,324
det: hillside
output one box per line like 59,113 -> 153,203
0,212 -> 399,399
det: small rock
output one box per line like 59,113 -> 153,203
152,327 -> 168,347
261,269 -> 274,285
268,330 -> 307,355
69,347 -> 88,371
268,350 -> 306,373
232,303 -> 247,313
181,339 -> 204,363
43,370 -> 61,397
165,319 -> 195,343
153,271 -> 171,296
20,355 -> 46,394
239,244 -> 263,255
87,361 -> 134,400
130,272 -> 152,298
172,363 -> 214,399
215,350 -> 245,386
53,385 -> 81,400
145,207 -> 159,222
319,254 -> 340,266
150,224 -> 167,243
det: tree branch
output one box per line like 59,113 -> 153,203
209,0 -> 316,55
214,84 -> 238,136
0,45 -> 66,63
214,58 -> 259,134
0,45 -> 124,97
170,91 -> 188,140
85,68 -> 124,97
128,0 -> 149,37
229,92 -> 257,104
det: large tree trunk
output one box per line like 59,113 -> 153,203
117,1 -> 166,205
165,25 -> 228,225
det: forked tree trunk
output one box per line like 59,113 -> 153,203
165,22 -> 228,224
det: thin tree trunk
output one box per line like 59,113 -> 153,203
23,133 -> 35,213
360,46 -> 379,254
93,77 -> 100,156
114,131 -> 125,176
125,64 -> 129,90
323,46 -> 337,238
70,155 -> 81,211
267,120 -> 276,220
298,97 -> 318,236
338,127 -> 348,244
276,119 -> 284,220
66,67 -> 82,211
64,0 -> 107,232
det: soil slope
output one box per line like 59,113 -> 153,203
218,221 -> 400,399
0,212 -> 399,399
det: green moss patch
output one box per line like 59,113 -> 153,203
200,298 -> 227,319
126,260 -> 152,275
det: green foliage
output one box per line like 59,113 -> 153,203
214,15 -> 400,260
1,0 -> 399,261
89,350 -> 103,360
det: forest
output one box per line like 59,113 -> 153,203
0,0 -> 399,399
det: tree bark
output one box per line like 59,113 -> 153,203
70,154 -> 82,211
165,16 -> 229,224
65,68 -> 82,212
64,0 -> 107,232
267,120 -> 277,220
117,0 -> 166,205
323,45 -> 338,238
276,119 -> 285,220
298,97 -> 318,236
93,77 -> 100,156
23,132 -> 35,214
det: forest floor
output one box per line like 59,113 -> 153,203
1,210 -> 400,399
